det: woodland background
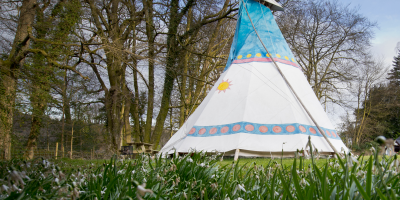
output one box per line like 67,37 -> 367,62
0,0 -> 399,160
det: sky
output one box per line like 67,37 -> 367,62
338,0 -> 400,67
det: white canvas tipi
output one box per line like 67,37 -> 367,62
161,0 -> 348,157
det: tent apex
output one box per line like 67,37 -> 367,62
255,0 -> 284,11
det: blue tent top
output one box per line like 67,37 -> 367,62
225,0 -> 299,71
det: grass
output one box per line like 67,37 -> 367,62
0,148 -> 399,199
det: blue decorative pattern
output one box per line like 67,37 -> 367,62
225,0 -> 297,71
187,122 -> 341,140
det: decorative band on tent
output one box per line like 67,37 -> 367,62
187,122 -> 340,140
232,57 -> 301,70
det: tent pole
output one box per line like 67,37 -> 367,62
241,0 -> 340,155
234,149 -> 240,161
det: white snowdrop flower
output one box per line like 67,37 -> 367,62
20,171 -> 30,180
256,175 -> 260,179
187,158 -> 193,163
370,147 -> 376,153
58,171 -> 65,179
98,173 -> 103,178
136,183 -> 153,200
334,163 -> 340,170
356,170 -> 364,177
383,173 -> 389,179
101,189 -> 106,195
375,136 -> 386,145
12,184 -> 19,192
1,185 -> 9,194
55,178 -> 60,185
225,197 -> 231,200
80,178 -> 86,185
199,163 -> 205,167
233,183 -> 246,195
211,174 -> 216,178
238,184 -> 246,192
10,171 -> 25,186
143,178 -> 147,183
72,187 -> 80,199
236,198 -> 244,200
300,178 -> 309,186
131,170 -> 135,174
72,182 -> 77,187
117,170 -> 124,174
275,191 -> 279,196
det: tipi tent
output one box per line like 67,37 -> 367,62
161,0 -> 348,158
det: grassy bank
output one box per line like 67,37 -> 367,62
0,151 -> 398,199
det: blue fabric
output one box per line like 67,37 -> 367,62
225,0 -> 296,70
187,122 -> 341,140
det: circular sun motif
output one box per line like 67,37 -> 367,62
217,79 -> 233,94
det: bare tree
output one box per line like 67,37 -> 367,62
151,0 -> 238,148
351,58 -> 388,145
277,0 -> 376,105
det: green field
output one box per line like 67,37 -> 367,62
0,152 -> 398,199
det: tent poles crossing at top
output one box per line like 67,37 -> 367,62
240,0 -> 339,155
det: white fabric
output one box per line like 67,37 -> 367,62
161,61 -> 348,155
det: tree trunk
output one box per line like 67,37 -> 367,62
70,121 -> 74,159
132,69 -> 142,142
0,75 -> 15,160
24,85 -> 48,160
179,7 -> 192,127
124,93 -> 132,143
0,0 -> 37,160
143,0 -> 155,143
151,0 -> 182,148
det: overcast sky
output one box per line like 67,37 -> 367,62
338,0 -> 400,67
